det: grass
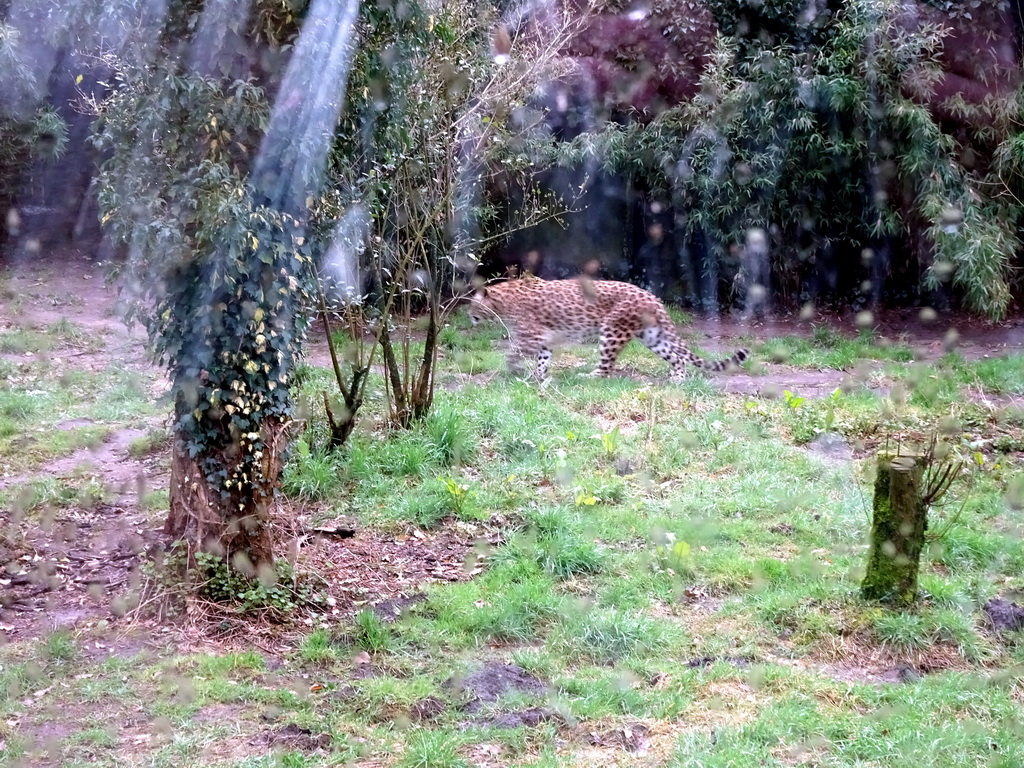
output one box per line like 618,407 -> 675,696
0,359 -> 159,487
4,308 -> 1024,767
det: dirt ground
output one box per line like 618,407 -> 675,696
1,249 -> 1022,647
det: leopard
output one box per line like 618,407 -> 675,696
467,276 -> 749,381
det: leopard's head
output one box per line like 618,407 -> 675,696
467,287 -> 493,325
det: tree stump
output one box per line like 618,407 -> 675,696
860,453 -> 928,605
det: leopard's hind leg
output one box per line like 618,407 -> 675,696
594,308 -> 645,377
638,325 -> 693,381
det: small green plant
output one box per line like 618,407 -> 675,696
812,323 -> 844,348
593,425 -> 621,458
822,387 -> 842,433
519,524 -> 606,579
281,438 -> 347,501
574,490 -> 599,507
298,628 -> 339,666
653,531 -> 692,576
43,629 -> 77,662
195,552 -> 325,617
871,611 -> 929,653
47,318 -> 90,347
571,472 -> 626,507
424,404 -> 475,466
782,390 -> 806,409
439,475 -> 474,517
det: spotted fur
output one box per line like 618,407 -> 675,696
468,277 -> 749,381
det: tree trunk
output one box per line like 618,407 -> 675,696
861,453 -> 928,605
165,418 -> 291,573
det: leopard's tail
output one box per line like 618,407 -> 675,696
694,348 -> 750,372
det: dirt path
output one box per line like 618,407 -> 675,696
691,308 -> 1024,361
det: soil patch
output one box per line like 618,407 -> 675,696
984,598 -> 1024,631
409,695 -> 448,722
372,593 -> 428,623
475,706 -> 556,729
254,723 -> 332,752
0,499 -> 163,641
300,520 -> 496,618
450,662 -> 549,713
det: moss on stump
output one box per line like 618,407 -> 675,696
860,453 -> 928,605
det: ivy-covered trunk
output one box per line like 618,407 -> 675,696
166,417 -> 291,570
151,212 -> 309,572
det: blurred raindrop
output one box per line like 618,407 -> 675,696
855,311 -> 874,330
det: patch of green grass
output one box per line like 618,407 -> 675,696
353,609 -> 394,653
127,427 -> 171,458
376,433 -> 436,477
409,562 -> 562,648
297,629 -> 340,666
185,651 -> 267,677
758,333 -> 913,369
896,354 -> 1024,407
448,348 -> 504,374
47,318 -> 101,351
0,357 -> 18,380
424,401 -> 476,466
140,487 -> 170,511
869,605 -> 991,662
499,507 -> 607,579
552,607 -> 677,664
399,728 -> 469,768
281,438 -> 346,501
673,669 -> 1024,767
666,305 -> 694,326
0,328 -> 49,354
66,726 -> 117,749
43,630 -> 77,662
91,367 -> 153,419
4,473 -> 110,513
0,390 -> 39,420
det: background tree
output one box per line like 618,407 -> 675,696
538,0 -> 1022,317
0,16 -> 69,253
318,0 -> 581,430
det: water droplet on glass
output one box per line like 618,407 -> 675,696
941,206 -> 963,234
942,328 -> 959,351
5,208 -> 21,233
932,261 -> 954,281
